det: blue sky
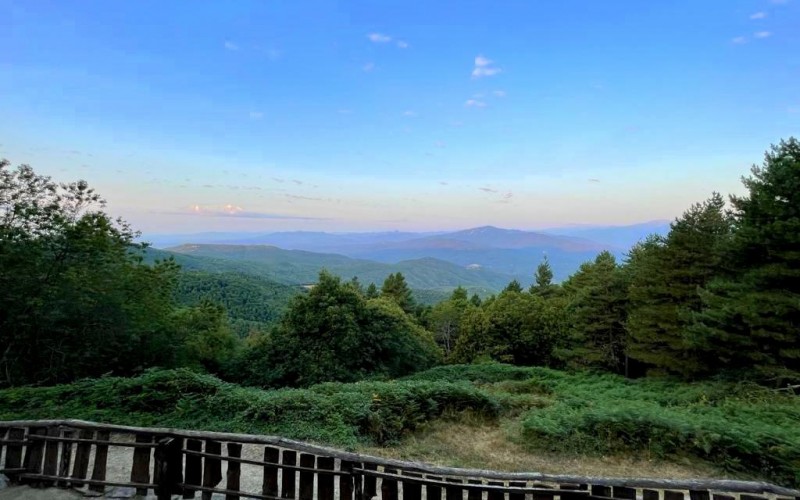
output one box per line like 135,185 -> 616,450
1,0 -> 798,234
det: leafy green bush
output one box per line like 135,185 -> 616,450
518,371 -> 800,487
0,368 -> 499,447
402,362 -> 544,383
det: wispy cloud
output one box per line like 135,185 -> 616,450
472,55 -> 502,78
170,204 -> 327,220
434,140 -> 446,148
754,31 -> 772,38
292,179 -> 304,185
337,108 -> 353,115
396,40 -> 409,49
788,105 -> 800,114
465,99 -> 487,108
363,62 -> 375,72
731,36 -> 748,44
439,181 -> 448,186
285,194 -> 323,201
367,33 -> 392,43
402,110 -> 418,117
496,191 -> 514,204
478,187 -> 498,193
493,90 -> 507,97
249,111 -> 264,120
750,11 -> 767,19
271,177 -> 285,183
224,41 -> 239,51
588,178 -> 601,183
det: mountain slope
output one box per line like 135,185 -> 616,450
164,244 -> 515,290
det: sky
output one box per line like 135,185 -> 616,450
1,0 -> 799,235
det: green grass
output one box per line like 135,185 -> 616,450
1,364 -> 798,487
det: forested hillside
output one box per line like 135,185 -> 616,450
1,138 -> 798,486
165,243 -> 515,289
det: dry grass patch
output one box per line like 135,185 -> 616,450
359,419 -> 732,480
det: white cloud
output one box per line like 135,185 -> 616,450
363,62 -> 375,72
732,36 -> 748,44
224,41 -> 239,51
367,33 -> 392,43
754,31 -> 772,38
249,111 -> 264,120
396,40 -> 409,49
402,110 -> 418,117
464,99 -> 487,108
493,90 -> 507,97
750,11 -> 767,19
472,55 -> 502,78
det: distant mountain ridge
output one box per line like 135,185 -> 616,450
162,243 -> 514,291
144,223 -> 670,284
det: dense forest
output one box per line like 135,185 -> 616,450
1,139 -> 799,486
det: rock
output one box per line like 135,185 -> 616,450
104,486 -> 136,498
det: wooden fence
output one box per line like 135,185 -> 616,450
0,420 -> 798,500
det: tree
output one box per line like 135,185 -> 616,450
381,272 -> 415,313
530,257 -> 556,297
689,139 -> 800,382
429,287 -> 470,357
561,251 -> 629,374
172,299 -> 237,372
451,289 -> 564,366
239,271 -> 440,387
626,194 -> 731,377
365,282 -> 379,299
0,161 -> 182,386
503,280 -> 524,293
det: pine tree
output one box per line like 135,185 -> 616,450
381,272 -> 415,313
690,138 -> 800,382
530,257 -> 555,296
562,251 -> 629,374
626,194 -> 731,378
365,283 -> 379,299
503,280 -> 524,293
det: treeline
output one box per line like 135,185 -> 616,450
1,138 -> 798,389
432,138 -> 800,385
0,161 -> 238,386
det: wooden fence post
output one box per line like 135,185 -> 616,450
131,434 -> 153,496
226,442 -> 242,500
201,439 -> 222,500
155,437 -> 184,500
88,430 -> 111,494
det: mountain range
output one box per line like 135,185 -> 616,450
144,221 -> 670,286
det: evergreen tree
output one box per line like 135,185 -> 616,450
690,138 -> 800,382
626,194 -> 731,377
381,272 -> 415,313
469,293 -> 482,307
365,282 -> 379,299
503,279 -> 524,293
562,251 -> 629,374
530,257 -> 555,296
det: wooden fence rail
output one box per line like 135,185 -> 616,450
0,420 -> 798,500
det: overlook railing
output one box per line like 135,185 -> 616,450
0,420 -> 797,500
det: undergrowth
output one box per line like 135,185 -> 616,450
1,363 -> 798,487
